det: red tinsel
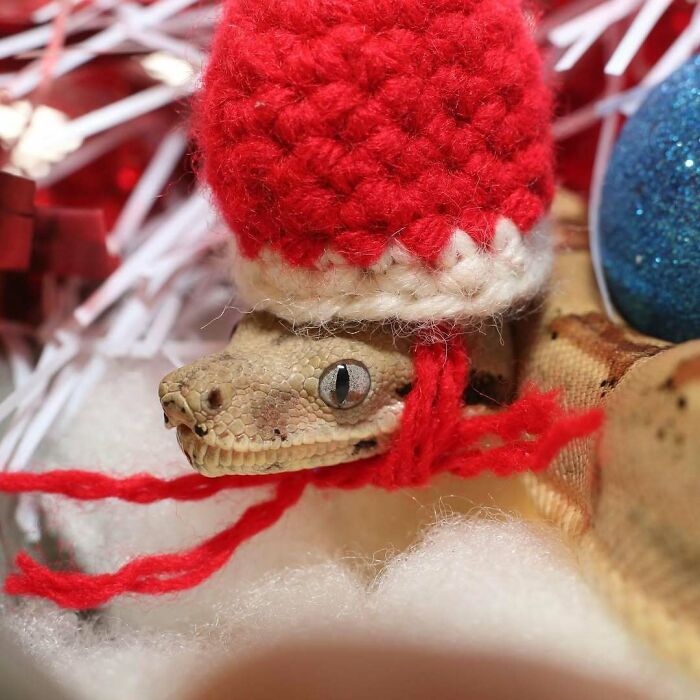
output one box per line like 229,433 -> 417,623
0,171 -> 119,322
0,172 -> 35,271
0,331 -> 602,610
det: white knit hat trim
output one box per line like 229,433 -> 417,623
231,217 -> 552,325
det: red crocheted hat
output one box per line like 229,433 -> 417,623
197,0 -> 554,324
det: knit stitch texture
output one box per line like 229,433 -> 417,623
196,0 -> 554,272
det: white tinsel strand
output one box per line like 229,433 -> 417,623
547,0 -> 700,129
0,1 -> 229,542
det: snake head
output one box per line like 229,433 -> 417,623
159,313 -> 414,477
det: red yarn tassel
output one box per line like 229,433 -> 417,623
374,331 -> 470,488
0,331 -> 602,609
5,477 -> 308,609
0,470 -> 283,503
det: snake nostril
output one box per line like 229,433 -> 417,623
194,424 -> 208,437
161,395 -> 195,428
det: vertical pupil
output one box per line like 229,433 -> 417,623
335,364 -> 350,405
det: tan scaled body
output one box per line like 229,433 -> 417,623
161,212 -> 700,677
517,218 -> 700,679
159,314 -> 514,478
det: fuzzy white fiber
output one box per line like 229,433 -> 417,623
1,359 -> 698,700
232,219 -> 553,325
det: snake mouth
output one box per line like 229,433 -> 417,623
176,424 -> 390,477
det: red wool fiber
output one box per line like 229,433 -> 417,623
0,333 -> 601,610
196,0 -> 554,267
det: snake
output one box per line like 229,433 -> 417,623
158,316 -> 515,477
158,207 -> 700,678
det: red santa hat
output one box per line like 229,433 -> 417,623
196,0 -> 554,324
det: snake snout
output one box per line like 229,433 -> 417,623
160,389 -> 196,429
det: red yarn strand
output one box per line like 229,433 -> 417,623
5,477 -> 308,609
0,470 -> 282,504
443,411 -> 603,479
373,331 -> 469,488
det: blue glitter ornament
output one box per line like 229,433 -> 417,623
600,55 -> 700,343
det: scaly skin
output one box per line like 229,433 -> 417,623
159,213 -> 700,677
159,313 -> 514,477
516,217 -> 700,679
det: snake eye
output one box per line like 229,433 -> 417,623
319,360 -> 371,410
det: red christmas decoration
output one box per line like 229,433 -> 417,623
0,171 -> 35,272
0,172 -> 119,322
197,0 -> 554,268
0,0 -> 51,24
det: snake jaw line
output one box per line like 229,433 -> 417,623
176,423 -> 392,477
159,313 -> 414,475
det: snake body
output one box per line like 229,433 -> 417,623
159,215 -> 700,677
518,220 -> 700,678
